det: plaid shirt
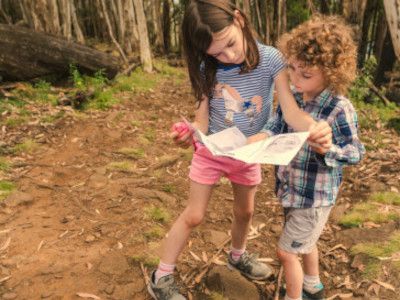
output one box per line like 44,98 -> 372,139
263,89 -> 365,208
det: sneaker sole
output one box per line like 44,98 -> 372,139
227,262 -> 272,281
147,284 -> 158,300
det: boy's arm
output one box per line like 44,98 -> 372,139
315,103 -> 365,167
247,105 -> 285,144
274,69 -> 316,131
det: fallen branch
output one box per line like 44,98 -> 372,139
367,80 -> 391,106
274,266 -> 283,300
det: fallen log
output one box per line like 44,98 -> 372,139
0,24 -> 120,81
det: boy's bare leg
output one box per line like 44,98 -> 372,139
303,247 -> 319,276
277,248 -> 303,299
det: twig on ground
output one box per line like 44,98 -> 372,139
274,266 -> 283,300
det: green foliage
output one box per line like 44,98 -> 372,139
116,147 -> 145,160
106,161 -> 134,172
0,158 -> 10,172
0,180 -> 15,200
131,254 -> 160,268
145,206 -> 171,223
339,192 -> 400,227
349,57 -> 400,133
286,0 -> 310,30
12,139 -> 39,154
144,226 -> 165,240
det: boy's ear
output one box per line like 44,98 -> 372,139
233,10 -> 245,28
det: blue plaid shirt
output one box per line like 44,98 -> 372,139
263,89 -> 365,208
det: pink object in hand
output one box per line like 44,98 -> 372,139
172,122 -> 192,138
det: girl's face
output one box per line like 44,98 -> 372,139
287,58 -> 326,100
206,15 -> 246,65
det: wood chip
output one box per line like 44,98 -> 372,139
0,237 -> 11,252
76,293 -> 101,299
189,251 -> 201,261
374,280 -> 395,291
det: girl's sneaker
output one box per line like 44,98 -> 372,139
147,271 -> 186,300
227,251 -> 273,280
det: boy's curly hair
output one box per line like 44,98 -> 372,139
278,15 -> 357,96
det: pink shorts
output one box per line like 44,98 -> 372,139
189,144 -> 261,186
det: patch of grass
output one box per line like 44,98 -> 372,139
0,158 -> 11,172
162,184 -> 175,193
130,120 -> 142,127
12,139 -> 39,154
209,292 -> 228,300
106,161 -> 133,172
131,254 -> 160,268
339,193 -> 400,227
145,206 -> 171,223
144,226 -> 165,240
116,147 -> 145,160
370,192 -> 400,206
40,111 -> 65,124
33,80 -> 56,103
143,129 -> 156,142
0,180 -> 15,200
4,117 -> 27,127
351,231 -> 400,279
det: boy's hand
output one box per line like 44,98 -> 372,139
170,121 -> 194,148
308,121 -> 332,155
246,132 -> 268,144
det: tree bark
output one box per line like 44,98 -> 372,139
0,24 -> 120,81
383,0 -> 400,60
162,0 -> 170,53
133,0 -> 153,72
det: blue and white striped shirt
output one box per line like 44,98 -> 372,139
208,43 -> 285,137
264,89 -> 365,208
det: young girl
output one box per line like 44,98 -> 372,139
148,1 -> 331,299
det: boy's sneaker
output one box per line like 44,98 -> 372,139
302,283 -> 325,300
147,271 -> 186,300
227,251 -> 273,280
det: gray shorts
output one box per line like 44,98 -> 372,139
278,206 -> 332,254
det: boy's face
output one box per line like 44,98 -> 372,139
206,14 -> 246,65
287,58 -> 326,100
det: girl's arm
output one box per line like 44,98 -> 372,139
274,69 -> 315,131
192,95 -> 209,134
171,96 -> 209,148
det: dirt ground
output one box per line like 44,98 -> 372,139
0,75 -> 399,300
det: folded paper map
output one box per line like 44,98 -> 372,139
194,126 -> 309,165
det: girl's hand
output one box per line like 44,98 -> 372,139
170,121 -> 194,148
308,121 -> 332,155
246,132 -> 268,144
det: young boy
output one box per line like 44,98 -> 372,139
248,15 -> 365,300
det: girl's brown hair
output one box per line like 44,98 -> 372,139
182,0 -> 259,102
278,15 -> 357,95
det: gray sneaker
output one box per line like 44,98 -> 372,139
147,271 -> 186,300
227,251 -> 273,280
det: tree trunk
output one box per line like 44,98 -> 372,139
265,0 -> 272,44
383,0 -> 400,60
374,28 -> 396,86
243,0 -> 251,18
133,0 -> 153,72
277,0 -> 286,37
162,0 -> 170,53
0,24 -> 120,81
152,0 -> 164,52
70,0 -> 85,43
358,0 -> 377,67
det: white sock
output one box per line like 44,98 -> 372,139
154,262 -> 175,284
230,246 -> 245,262
284,294 -> 302,300
303,274 -> 323,293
